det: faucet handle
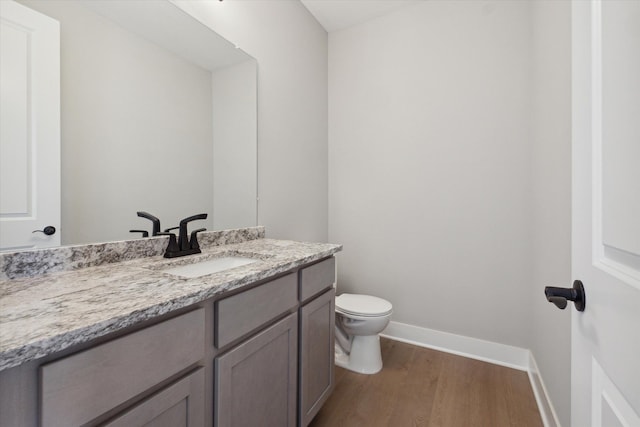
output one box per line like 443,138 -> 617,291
189,228 -> 206,251
164,226 -> 179,233
129,229 -> 149,238
137,211 -> 161,236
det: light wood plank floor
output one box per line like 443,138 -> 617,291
310,338 -> 543,427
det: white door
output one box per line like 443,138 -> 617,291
0,0 -> 60,251
572,1 -> 640,426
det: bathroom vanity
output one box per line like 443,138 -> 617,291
0,227 -> 341,426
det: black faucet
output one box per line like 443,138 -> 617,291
162,213 -> 208,258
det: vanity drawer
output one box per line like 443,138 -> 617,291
216,273 -> 298,348
299,257 -> 335,302
40,308 -> 205,427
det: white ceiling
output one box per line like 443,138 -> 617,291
300,0 -> 420,33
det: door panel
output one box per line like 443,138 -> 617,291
215,313 -> 297,427
104,368 -> 205,427
599,0 -> 640,281
0,0 -> 60,251
299,288 -> 335,426
591,359 -> 639,427
572,1 -> 640,425
601,0 -> 640,261
0,21 -> 30,215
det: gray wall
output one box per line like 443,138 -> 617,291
328,0 -> 532,347
530,1 -> 572,425
212,60 -> 258,230
176,0 -> 329,242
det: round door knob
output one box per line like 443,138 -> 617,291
33,226 -> 56,236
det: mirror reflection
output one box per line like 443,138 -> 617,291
16,0 -> 257,246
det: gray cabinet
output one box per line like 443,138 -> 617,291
0,256 -> 337,427
104,368 -> 205,427
215,313 -> 298,427
214,257 -> 336,427
299,288 -> 335,426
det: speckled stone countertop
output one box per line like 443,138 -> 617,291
0,235 -> 341,372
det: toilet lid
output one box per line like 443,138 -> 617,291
335,293 -> 393,316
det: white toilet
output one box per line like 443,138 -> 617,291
334,293 -> 393,374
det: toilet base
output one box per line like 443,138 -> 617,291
334,335 -> 383,374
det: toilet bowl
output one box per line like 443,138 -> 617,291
334,293 -> 392,374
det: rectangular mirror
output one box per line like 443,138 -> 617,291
9,0 -> 257,247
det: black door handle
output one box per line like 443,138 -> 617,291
32,226 -> 56,236
544,280 -> 586,312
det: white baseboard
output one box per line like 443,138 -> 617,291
527,352 -> 562,427
380,320 -> 530,370
380,321 -> 561,427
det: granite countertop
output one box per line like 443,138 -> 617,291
0,238 -> 341,372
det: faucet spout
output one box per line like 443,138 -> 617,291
178,213 -> 208,251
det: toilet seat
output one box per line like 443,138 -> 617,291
335,293 -> 392,317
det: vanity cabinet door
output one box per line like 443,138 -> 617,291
215,313 -> 298,427
299,288 -> 335,426
104,368 -> 205,427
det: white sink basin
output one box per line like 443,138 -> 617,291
161,256 -> 258,278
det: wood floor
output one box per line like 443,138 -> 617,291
310,338 -> 543,427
